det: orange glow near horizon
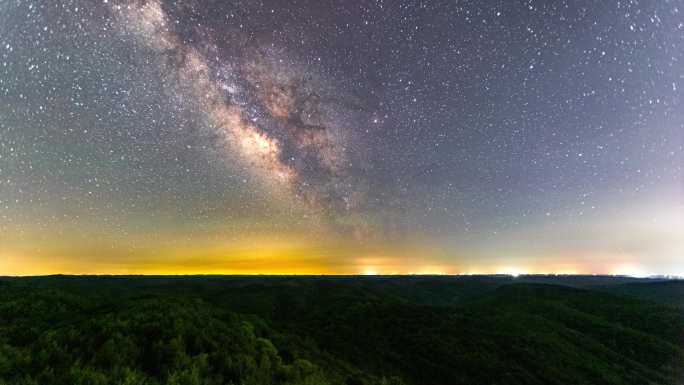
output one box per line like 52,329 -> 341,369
1,205 -> 682,277
0,245 -> 673,277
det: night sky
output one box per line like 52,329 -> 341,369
1,0 -> 682,276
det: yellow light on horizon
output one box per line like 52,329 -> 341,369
495,266 -> 529,277
610,264 -> 647,278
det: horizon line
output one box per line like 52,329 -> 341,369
1,273 -> 682,279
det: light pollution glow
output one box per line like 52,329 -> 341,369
1,199 -> 681,277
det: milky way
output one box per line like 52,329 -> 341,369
114,0 -> 373,229
0,0 -> 682,275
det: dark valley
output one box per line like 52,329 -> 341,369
0,275 -> 682,385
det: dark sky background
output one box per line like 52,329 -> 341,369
0,0 -> 682,275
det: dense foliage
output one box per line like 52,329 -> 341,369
0,276 -> 682,385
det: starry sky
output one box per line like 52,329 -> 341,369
0,0 -> 682,276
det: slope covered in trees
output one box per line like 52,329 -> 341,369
0,276 -> 682,385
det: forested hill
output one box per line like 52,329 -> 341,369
0,276 -> 682,385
